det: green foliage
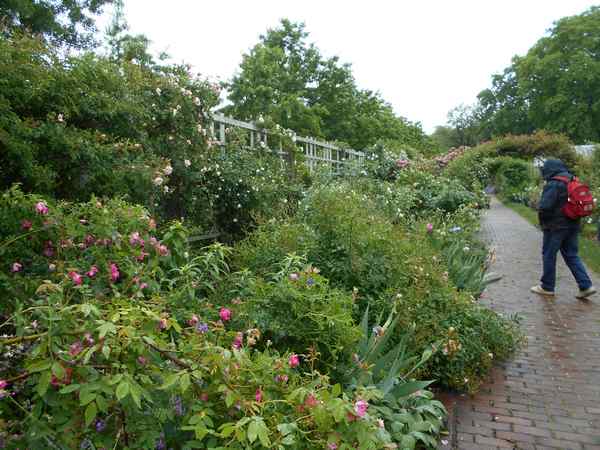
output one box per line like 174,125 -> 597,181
475,6 -> 600,142
0,186 -> 401,450
492,157 -> 537,201
233,178 -> 522,391
0,32 -> 303,241
225,260 -> 361,369
1,0 -> 114,48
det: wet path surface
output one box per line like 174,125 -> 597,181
441,197 -> 600,450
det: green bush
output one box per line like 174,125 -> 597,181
0,186 -> 405,449
0,33 -> 303,242
233,180 -> 522,391
224,260 -> 361,370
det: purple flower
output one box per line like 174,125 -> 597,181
155,433 -> 166,450
195,322 -> 209,334
306,277 -> 315,287
43,240 -> 55,257
172,395 -> 184,416
95,419 -> 106,433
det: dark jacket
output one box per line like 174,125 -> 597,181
538,159 -> 580,230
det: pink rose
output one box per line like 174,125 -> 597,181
232,332 -> 243,350
109,263 -> 120,282
354,399 -> 368,417
157,244 -> 169,256
35,201 -> 49,215
219,307 -> 232,322
288,354 -> 300,368
86,265 -> 99,278
11,262 -> 23,273
69,341 -> 83,357
68,271 -> 83,285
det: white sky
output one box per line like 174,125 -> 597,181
97,0 -> 599,133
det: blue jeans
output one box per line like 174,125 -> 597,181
541,228 -> 592,291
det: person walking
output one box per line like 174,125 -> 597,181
531,159 -> 596,299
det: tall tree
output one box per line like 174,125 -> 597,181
472,6 -> 600,143
1,0 -> 114,48
226,19 -> 429,150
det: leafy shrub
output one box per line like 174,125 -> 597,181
0,33 -> 303,242
492,157 -> 537,202
492,131 -> 578,166
0,186 -> 403,449
224,259 -> 361,370
233,180 -> 522,391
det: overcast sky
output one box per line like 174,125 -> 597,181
98,0 -> 599,133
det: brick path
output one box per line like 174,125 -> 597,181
440,197 -> 600,450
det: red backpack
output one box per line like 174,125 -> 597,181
552,176 -> 594,219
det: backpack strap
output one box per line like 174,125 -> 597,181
552,175 -> 572,183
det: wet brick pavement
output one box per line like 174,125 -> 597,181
440,197 -> 600,450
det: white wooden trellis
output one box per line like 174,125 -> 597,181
211,113 -> 365,172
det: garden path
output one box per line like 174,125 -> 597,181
440,197 -> 600,450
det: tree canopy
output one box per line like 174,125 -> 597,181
1,0 -> 114,48
466,6 -> 600,143
225,19 -> 430,150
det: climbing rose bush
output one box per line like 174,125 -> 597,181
0,187 -> 399,449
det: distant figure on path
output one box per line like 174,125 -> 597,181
530,159 -> 596,298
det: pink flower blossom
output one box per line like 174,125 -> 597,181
219,307 -> 232,322
109,263 -> 120,282
149,218 -> 157,230
328,443 -> 338,450
136,251 -> 149,262
83,333 -> 95,346
158,318 -> 168,330
83,235 -> 95,248
354,399 -> 368,418
129,232 -> 144,247
35,201 -> 49,215
0,380 -> 8,390
255,389 -> 263,402
275,374 -> 288,383
139,282 -> 148,290
68,271 -> 83,285
11,262 -> 23,273
426,223 -> 434,233
21,220 -> 32,230
232,332 -> 243,350
304,393 -> 318,408
137,356 -> 147,366
157,244 -> 169,256
188,314 -> 199,326
69,341 -> 83,357
86,265 -> 99,278
289,273 -> 299,281
288,354 -> 300,368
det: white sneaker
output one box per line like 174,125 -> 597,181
576,287 -> 597,299
530,285 -> 555,297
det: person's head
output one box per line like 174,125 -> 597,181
540,159 -> 569,180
